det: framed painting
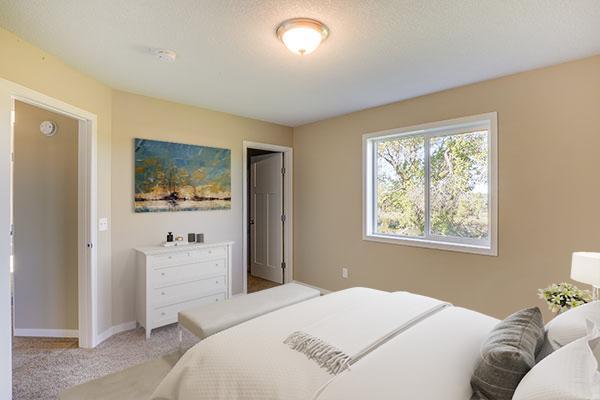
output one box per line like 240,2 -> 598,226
134,138 -> 231,212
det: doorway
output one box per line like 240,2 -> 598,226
242,142 -> 293,294
1,79 -> 99,399
11,100 -> 79,341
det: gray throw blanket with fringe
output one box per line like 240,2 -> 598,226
284,332 -> 350,374
284,291 -> 450,374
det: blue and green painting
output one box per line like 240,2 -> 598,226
134,138 -> 231,212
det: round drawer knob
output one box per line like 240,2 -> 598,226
168,256 -> 172,259
215,281 -> 219,284
161,312 -> 166,316
161,292 -> 165,295
161,272 -> 165,276
208,250 -> 212,254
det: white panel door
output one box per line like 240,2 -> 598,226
250,153 -> 283,284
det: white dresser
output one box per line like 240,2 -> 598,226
135,241 -> 233,338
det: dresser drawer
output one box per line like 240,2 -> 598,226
147,246 -> 226,268
136,242 -> 232,338
152,276 -> 226,307
152,259 -> 225,288
152,292 -> 226,326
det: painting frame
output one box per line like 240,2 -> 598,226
134,138 -> 231,213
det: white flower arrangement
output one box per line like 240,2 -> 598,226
538,282 -> 592,314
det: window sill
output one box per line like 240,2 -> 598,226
363,233 -> 497,256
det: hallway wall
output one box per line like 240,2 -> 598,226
13,101 -> 78,332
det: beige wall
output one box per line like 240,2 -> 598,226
13,101 -> 78,330
110,90 -> 292,325
293,55 -> 600,321
1,27 -> 293,334
3,24 -> 600,335
0,27 -> 113,334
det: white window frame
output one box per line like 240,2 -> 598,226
363,112 -> 498,256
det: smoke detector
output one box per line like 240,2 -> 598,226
40,120 -> 57,137
153,48 -> 177,62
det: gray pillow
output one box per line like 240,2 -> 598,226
470,307 -> 545,400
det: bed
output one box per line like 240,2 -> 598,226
151,287 -> 498,400
317,307 -> 498,399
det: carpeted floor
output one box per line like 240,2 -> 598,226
12,324 -> 198,400
59,352 -> 180,400
247,273 -> 281,293
13,279 -> 280,399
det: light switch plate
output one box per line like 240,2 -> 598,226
98,217 -> 109,232
342,267 -> 349,279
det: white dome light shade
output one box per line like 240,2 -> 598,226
281,27 -> 322,55
277,18 -> 329,55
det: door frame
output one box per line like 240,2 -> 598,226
242,141 -> 293,294
0,80 -> 98,387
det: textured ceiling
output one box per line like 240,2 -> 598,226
0,1 -> 599,126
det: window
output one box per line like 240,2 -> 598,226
363,113 -> 497,255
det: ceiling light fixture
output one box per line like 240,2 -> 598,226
276,18 -> 329,55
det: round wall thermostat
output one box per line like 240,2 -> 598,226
40,120 -> 57,137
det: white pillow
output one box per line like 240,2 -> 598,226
513,332 -> 600,400
542,301 -> 600,354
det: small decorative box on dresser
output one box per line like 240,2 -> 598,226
135,241 -> 233,338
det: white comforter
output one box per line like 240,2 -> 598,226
317,307 -> 498,400
151,288 -> 448,400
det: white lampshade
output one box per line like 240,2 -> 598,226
571,252 -> 600,287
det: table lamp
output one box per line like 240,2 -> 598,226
571,252 -> 600,301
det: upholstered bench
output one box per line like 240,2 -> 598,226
178,283 -> 321,347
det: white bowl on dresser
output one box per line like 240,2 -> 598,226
135,241 -> 233,338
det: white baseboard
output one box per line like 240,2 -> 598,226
14,328 -> 79,338
13,321 -> 138,345
95,320 -> 137,346
291,280 -> 332,295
